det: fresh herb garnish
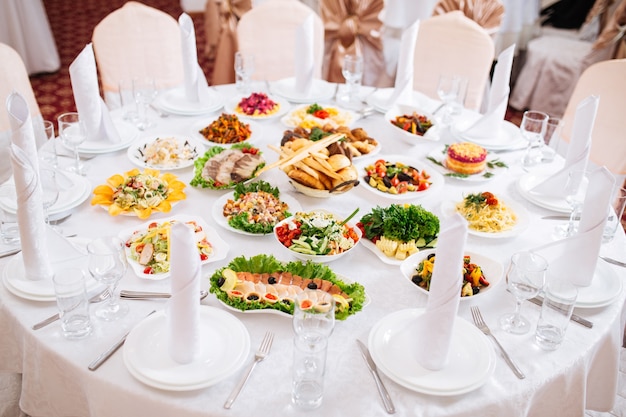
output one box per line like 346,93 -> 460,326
445,172 -> 470,178
306,103 -> 323,114
486,159 -> 508,169
427,156 -> 444,167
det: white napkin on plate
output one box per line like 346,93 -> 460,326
7,92 -> 52,281
168,222 -> 201,364
532,167 -> 614,287
69,43 -> 121,144
384,18 -> 420,107
294,13 -> 315,96
530,95 -> 598,198
409,213 -> 468,370
179,13 -> 211,104
462,45 -> 515,142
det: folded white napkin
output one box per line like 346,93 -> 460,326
379,0 -> 437,29
462,45 -> 515,142
7,92 -> 52,281
294,13 -> 315,96
179,13 -> 211,104
385,18 -> 420,107
168,222 -> 201,364
69,43 -> 121,144
531,95 -> 598,197
532,167 -> 615,287
409,213 -> 468,370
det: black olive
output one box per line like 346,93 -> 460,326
427,253 -> 436,260
397,172 -> 412,182
472,286 -> 480,295
307,282 -> 318,289
411,275 -> 422,285
247,294 -> 259,301
268,276 -> 277,284
217,277 -> 225,287
382,176 -> 392,187
364,175 -> 371,184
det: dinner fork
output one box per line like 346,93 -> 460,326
224,331 -> 274,409
470,306 -> 525,379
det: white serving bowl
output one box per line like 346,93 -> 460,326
384,103 -> 440,146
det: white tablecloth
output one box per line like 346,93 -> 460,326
1,84 -> 625,417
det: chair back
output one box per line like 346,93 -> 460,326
561,58 -> 626,175
237,0 -> 324,81
92,1 -> 184,105
433,0 -> 505,36
413,11 -> 495,111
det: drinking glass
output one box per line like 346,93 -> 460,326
603,186 -> 626,243
341,54 -> 364,105
534,278 -> 578,350
53,267 -> 93,339
58,112 -> 86,175
541,117 -> 562,163
520,110 -> 548,168
234,51 -> 255,94
554,170 -> 587,238
499,251 -> 548,335
436,74 -> 464,125
133,77 -> 157,131
39,120 -> 58,168
87,236 -> 129,321
40,169 -> 59,226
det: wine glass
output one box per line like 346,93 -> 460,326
57,112 -> 86,175
554,170 -> 588,238
39,120 -> 58,168
133,77 -> 157,131
436,74 -> 464,125
520,110 -> 548,168
234,51 -> 255,94
499,251 -> 548,334
341,54 -> 364,106
541,117 -> 562,163
87,237 -> 129,321
40,169 -> 59,227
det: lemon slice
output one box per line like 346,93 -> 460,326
332,294 -> 349,312
220,268 -> 238,292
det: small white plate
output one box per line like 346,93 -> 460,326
384,104 -> 441,145
281,103 -> 358,129
369,308 -> 496,396
69,119 -> 139,154
123,307 -> 250,391
575,260 -> 622,308
516,172 -> 579,213
357,155 -> 445,201
451,120 -> 526,151
126,134 -> 205,170
211,190 -> 302,236
425,146 -> 508,182
155,88 -> 225,116
271,78 -> 336,103
399,250 -> 503,301
366,88 -> 431,113
118,215 -> 229,280
190,117 -> 263,147
223,94 -> 291,120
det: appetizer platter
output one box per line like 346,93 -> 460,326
127,134 -> 204,170
281,103 -> 358,130
425,143 -> 508,181
190,143 -> 265,190
91,168 -> 186,219
223,92 -> 290,120
357,204 -> 440,265
119,215 -> 229,280
191,113 -> 263,146
281,125 -> 380,159
385,104 -> 440,145
209,254 -> 366,320
400,250 -> 503,301
212,180 -> 302,236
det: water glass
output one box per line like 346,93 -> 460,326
40,169 -> 59,226
58,112 -> 87,175
133,77 -> 157,131
340,54 -> 364,106
603,186 -> 626,243
436,74 -> 465,125
535,279 -> 578,350
118,79 -> 138,122
39,120 -> 58,168
53,267 -> 93,339
234,51 -> 255,94
555,170 -> 588,238
520,110 -> 548,168
541,117 -> 562,163
0,185 -> 19,245
87,236 -> 129,321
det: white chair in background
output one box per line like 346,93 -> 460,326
432,0 -> 505,38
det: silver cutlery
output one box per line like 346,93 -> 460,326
224,331 -> 274,409
0,248 -> 21,259
356,339 -> 395,414
470,306 -> 525,379
431,102 -> 445,115
527,296 -> 593,328
600,256 -> 626,268
88,310 -> 156,371
32,289 -> 110,330
119,289 -> 209,300
542,215 -> 577,220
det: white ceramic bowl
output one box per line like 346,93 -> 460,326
384,104 -> 440,146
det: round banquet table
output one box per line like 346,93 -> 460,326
1,83 -> 625,417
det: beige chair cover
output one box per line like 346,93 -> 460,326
560,59 -> 626,175
412,11 -> 495,111
433,0 -> 505,36
320,0 -> 385,86
204,0 -> 252,85
237,0 -> 324,82
92,1 -> 184,105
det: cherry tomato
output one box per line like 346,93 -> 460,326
143,266 -> 153,274
200,253 -> 208,261
313,109 -> 330,119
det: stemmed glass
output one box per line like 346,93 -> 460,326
499,251 -> 548,334
436,74 -> 464,125
40,169 -> 59,227
555,170 -> 587,238
87,237 -> 129,321
234,52 -> 255,94
341,54 -> 364,107
58,112 -> 86,175
133,77 -> 157,131
520,110 -> 548,168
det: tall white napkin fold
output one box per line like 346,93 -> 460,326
462,45 -> 515,142
384,18 -> 420,107
6,92 -> 52,281
294,14 -> 315,96
179,13 -> 211,104
532,167 -> 614,287
69,43 -> 121,144
530,95 -> 598,198
379,0 -> 437,29
168,222 -> 201,364
409,213 -> 468,370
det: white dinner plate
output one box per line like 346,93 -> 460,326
69,119 -> 139,154
118,215 -> 229,280
399,250 -> 503,301
369,308 -> 496,396
281,103 -> 358,129
211,190 -> 302,236
516,171 -> 587,214
126,134 -> 205,170
356,155 -> 445,201
575,260 -> 622,308
440,195 -> 530,239
223,94 -> 291,120
451,120 -> 527,151
425,146 -> 509,182
189,117 -> 263,147
155,88 -> 225,116
366,88 -> 431,114
271,77 -> 336,103
123,307 -> 250,391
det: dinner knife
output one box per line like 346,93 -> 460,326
88,310 -> 156,371
528,296 -> 593,328
356,340 -> 395,414
0,248 -> 21,259
541,215 -> 578,220
600,256 -> 626,269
